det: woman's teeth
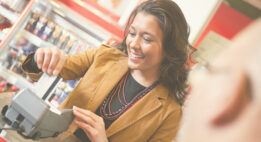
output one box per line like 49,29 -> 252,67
131,52 -> 144,58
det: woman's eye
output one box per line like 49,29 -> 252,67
128,32 -> 135,37
143,37 -> 152,42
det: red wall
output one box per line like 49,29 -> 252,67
195,3 -> 253,47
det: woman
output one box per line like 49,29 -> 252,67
22,0 -> 192,141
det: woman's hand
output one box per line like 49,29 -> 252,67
34,47 -> 66,76
73,106 -> 108,142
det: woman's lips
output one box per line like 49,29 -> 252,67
130,52 -> 145,58
129,52 -> 145,62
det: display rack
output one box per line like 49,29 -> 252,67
0,0 -> 34,49
0,0 -> 35,92
21,29 -> 54,47
0,0 -> 120,105
0,65 -> 34,90
56,0 -> 139,41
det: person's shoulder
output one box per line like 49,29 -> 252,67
100,44 -> 114,48
97,44 -> 127,57
99,44 -> 121,51
166,95 -> 181,111
159,93 -> 182,118
157,85 -> 181,112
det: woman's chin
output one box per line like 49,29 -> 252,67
128,62 -> 141,70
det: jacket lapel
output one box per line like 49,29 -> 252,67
106,84 -> 168,137
86,58 -> 128,111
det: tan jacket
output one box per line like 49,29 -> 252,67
23,45 -> 181,142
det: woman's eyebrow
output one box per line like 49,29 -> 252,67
143,32 -> 156,39
129,25 -> 135,30
129,25 -> 157,39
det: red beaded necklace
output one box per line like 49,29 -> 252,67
100,71 -> 159,120
108,71 -> 129,114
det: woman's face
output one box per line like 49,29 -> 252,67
126,12 -> 163,73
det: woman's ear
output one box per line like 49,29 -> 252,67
210,71 -> 250,126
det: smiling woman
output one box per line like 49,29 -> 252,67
126,12 -> 164,87
121,0 -> 192,105
21,0 -> 193,142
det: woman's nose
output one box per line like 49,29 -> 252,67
130,36 -> 141,50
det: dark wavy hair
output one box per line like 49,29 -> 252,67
120,0 -> 193,105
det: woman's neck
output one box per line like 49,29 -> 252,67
130,69 -> 159,87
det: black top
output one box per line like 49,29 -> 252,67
74,72 -> 145,141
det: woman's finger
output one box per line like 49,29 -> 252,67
47,49 -> 60,75
35,48 -> 44,69
53,51 -> 66,76
42,49 -> 52,73
73,107 -> 108,142
73,110 -> 96,127
73,106 -> 100,121
74,119 -> 97,138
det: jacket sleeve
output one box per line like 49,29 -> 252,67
21,46 -> 101,81
149,108 -> 182,142
59,47 -> 99,80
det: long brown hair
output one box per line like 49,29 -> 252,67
120,0 -> 193,105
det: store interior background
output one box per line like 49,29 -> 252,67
0,0 -> 260,115
0,0 -> 260,141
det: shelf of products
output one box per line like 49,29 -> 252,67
50,80 -> 78,107
0,0 -> 116,106
0,65 -> 33,90
21,29 -> 54,48
57,0 -> 124,40
49,0 -> 109,47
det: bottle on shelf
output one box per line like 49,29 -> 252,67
56,30 -> 69,49
40,21 -> 56,41
64,38 -> 75,53
49,25 -> 62,45
55,29 -> 68,49
33,16 -> 47,37
25,13 -> 40,32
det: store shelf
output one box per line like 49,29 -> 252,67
21,30 -> 54,48
50,2 -> 107,46
54,0 -> 122,41
0,5 -> 19,24
0,65 -> 34,90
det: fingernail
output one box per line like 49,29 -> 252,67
53,70 -> 59,76
38,64 -> 42,69
73,106 -> 77,110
